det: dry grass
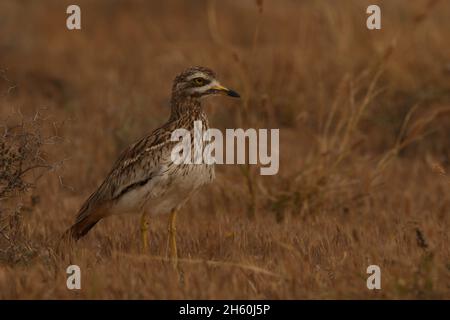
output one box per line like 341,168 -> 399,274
0,0 -> 449,299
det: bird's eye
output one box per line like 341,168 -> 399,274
193,77 -> 205,86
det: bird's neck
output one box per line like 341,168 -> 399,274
169,94 -> 204,121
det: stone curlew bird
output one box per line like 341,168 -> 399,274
66,66 -> 240,265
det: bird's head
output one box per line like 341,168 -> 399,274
172,66 -> 240,99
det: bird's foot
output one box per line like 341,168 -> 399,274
140,213 -> 149,253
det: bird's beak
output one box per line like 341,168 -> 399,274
212,84 -> 240,98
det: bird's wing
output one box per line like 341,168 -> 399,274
75,122 -> 178,222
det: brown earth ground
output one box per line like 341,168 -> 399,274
0,0 -> 449,299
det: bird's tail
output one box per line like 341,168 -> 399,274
65,213 -> 101,241
63,198 -> 108,241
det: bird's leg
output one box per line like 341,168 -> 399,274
140,211 -> 149,253
168,208 -> 178,268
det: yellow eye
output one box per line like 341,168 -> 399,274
193,77 -> 205,85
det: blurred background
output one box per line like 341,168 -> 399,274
0,0 -> 449,299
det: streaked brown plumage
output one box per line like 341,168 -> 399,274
66,67 -> 240,258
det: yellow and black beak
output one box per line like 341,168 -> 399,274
211,84 -> 240,98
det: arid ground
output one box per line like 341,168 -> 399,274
0,0 -> 449,299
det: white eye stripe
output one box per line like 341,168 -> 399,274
205,80 -> 219,89
194,80 -> 219,92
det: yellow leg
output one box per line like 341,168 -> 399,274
168,209 -> 178,267
140,212 -> 149,253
